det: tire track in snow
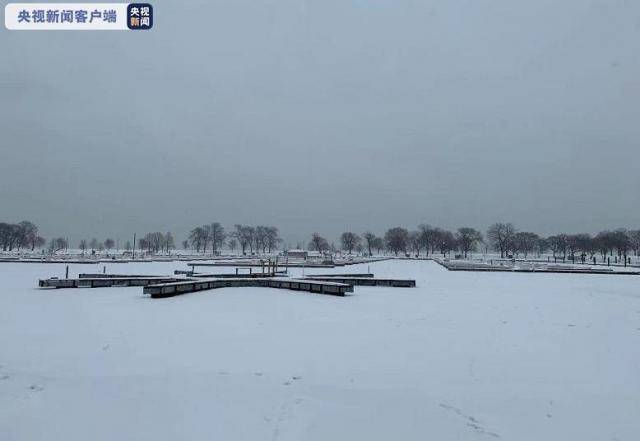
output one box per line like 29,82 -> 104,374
439,402 -> 501,438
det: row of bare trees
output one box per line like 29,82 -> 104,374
76,238 -> 120,255
307,224 -> 640,260
138,232 -> 174,255
486,223 -> 640,261
188,224 -> 281,255
305,228 -> 474,257
6,220 -> 640,261
0,221 -> 45,251
308,226 -> 483,257
379,226 -> 483,257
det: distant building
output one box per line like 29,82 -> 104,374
285,249 -> 308,259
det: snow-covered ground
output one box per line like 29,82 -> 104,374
1,260 -> 639,440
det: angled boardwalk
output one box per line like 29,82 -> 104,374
303,276 -> 416,287
39,276 -> 185,288
143,277 -> 352,298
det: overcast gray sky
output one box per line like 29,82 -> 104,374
1,0 -> 639,245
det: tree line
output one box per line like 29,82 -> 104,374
188,224 -> 281,255
4,219 -> 640,262
307,223 -> 640,261
0,221 -> 45,251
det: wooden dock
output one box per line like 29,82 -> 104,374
143,277 -> 352,298
303,273 -> 374,278
173,270 -> 287,278
435,260 -> 640,275
39,276 -> 186,288
189,262 -> 337,269
79,273 -> 159,278
187,257 -> 390,270
303,276 -> 416,287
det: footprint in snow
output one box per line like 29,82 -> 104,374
29,384 -> 44,392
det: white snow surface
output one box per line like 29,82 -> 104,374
1,260 -> 639,440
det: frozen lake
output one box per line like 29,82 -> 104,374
1,259 -> 639,440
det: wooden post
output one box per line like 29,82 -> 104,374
65,265 -> 69,279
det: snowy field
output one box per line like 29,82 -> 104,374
1,259 -> 639,440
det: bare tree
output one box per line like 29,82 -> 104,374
308,233 -> 330,253
232,225 -> 254,255
209,223 -> 226,255
513,232 -> 539,258
228,238 -> 238,253
456,227 -> 483,258
611,229 -> 631,259
189,227 -> 207,253
629,230 -> 640,257
418,224 -> 442,256
362,232 -> 378,256
340,232 -> 361,254
408,231 -> 422,256
0,223 -> 21,251
486,223 -> 516,258
384,227 -> 409,256
536,237 -> 548,257
164,232 -> 175,254
33,235 -> 46,250
372,237 -> 384,255
265,227 -> 281,253
17,221 -> 38,250
79,239 -> 87,256
547,234 -> 568,259
140,232 -> 165,254
48,237 -> 68,253
255,226 -> 268,254
104,238 -> 115,252
437,230 -> 457,256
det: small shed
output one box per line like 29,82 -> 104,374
285,249 -> 308,260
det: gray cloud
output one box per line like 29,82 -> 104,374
1,0 -> 639,245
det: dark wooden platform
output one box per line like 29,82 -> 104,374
189,262 -> 336,268
187,258 -> 390,269
79,273 -> 159,278
303,276 -> 416,287
39,276 -> 186,288
143,277 -> 352,298
173,270 -> 287,278
303,273 -> 374,278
